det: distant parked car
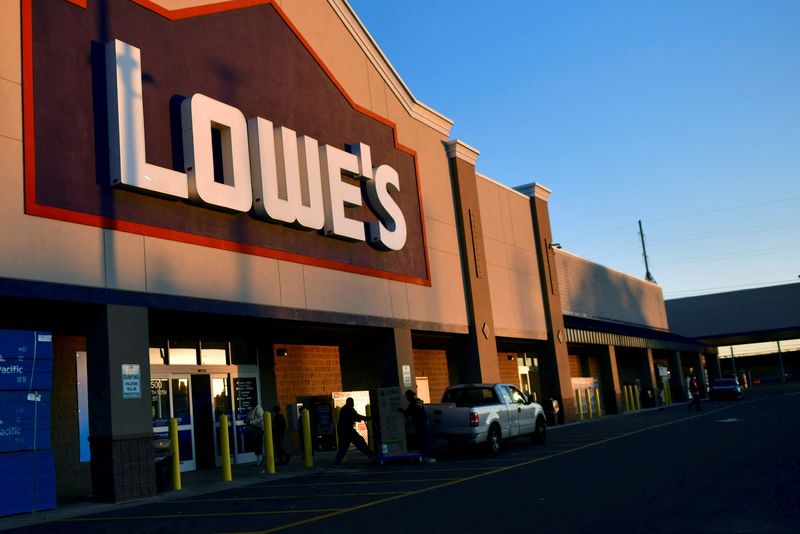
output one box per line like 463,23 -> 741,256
709,378 -> 744,400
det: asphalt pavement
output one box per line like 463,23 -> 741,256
3,382 -> 799,533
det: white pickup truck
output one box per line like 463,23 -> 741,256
426,383 -> 547,453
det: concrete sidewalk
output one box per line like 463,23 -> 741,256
0,450 -> 350,531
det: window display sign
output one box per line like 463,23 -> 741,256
234,377 -> 258,418
121,364 -> 141,399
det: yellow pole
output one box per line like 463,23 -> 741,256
575,389 -> 584,421
366,404 -> 374,453
665,382 -> 672,405
533,391 -> 538,403
263,410 -> 275,475
633,386 -> 641,411
301,408 -> 313,468
333,406 -> 341,451
586,389 -> 593,419
594,387 -> 602,417
169,417 -> 181,491
219,414 -> 232,481
623,385 -> 631,412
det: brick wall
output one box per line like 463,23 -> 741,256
51,336 -> 92,502
273,345 -> 342,412
497,353 -> 520,386
413,350 -> 450,403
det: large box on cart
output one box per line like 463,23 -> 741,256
370,387 -> 408,458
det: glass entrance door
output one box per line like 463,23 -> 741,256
150,375 -> 196,472
211,375 -> 234,467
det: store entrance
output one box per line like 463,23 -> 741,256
151,372 -> 251,472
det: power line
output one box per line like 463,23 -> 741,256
644,194 -> 800,225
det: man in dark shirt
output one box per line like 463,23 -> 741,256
402,389 -> 436,463
271,405 -> 291,465
334,397 -> 374,466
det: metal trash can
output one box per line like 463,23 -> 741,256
153,436 -> 172,492
544,398 -> 560,426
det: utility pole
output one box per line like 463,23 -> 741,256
638,220 -> 656,283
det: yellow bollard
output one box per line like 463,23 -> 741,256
622,386 -> 630,412
301,408 -> 313,468
575,389 -> 584,421
665,383 -> 672,405
586,389 -> 593,419
594,387 -> 602,417
169,417 -> 181,491
633,386 -> 641,411
366,404 -> 374,453
333,406 -> 341,451
532,391 -> 538,403
219,414 -> 232,481
263,410 -> 275,475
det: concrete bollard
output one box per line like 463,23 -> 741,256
219,414 -> 232,481
301,408 -> 313,468
633,386 -> 641,411
169,417 -> 181,491
366,404 -> 374,453
263,410 -> 275,475
623,385 -> 631,412
575,389 -> 584,421
334,406 -> 341,451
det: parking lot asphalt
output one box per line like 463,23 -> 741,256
3,382 -> 798,533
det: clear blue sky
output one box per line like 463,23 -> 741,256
347,0 -> 800,299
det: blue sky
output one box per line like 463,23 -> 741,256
347,0 -> 800,298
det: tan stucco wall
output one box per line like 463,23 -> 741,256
556,249 -> 669,330
476,175 -> 548,340
0,0 -> 468,330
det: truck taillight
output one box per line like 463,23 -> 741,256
470,412 -> 479,427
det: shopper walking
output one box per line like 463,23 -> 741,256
401,389 -> 436,463
271,405 -> 291,465
688,375 -> 702,411
333,397 -> 374,466
247,403 -> 265,465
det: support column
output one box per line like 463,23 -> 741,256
445,140 -> 500,384
380,327 -> 415,391
602,345 -> 623,414
640,348 -> 658,407
87,305 -> 155,502
669,351 -> 686,401
527,183 -> 575,422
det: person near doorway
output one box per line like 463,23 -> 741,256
688,375 -> 702,411
401,389 -> 436,463
271,405 -> 291,465
247,403 -> 265,465
333,397 -> 374,466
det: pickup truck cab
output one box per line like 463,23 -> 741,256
426,383 -> 546,453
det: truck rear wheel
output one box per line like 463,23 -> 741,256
486,424 -> 502,454
531,416 -> 546,444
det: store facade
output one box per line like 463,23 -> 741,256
2,0 -> 711,511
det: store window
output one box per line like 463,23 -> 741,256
149,347 -> 165,365
200,341 -> 228,365
168,339 -> 198,365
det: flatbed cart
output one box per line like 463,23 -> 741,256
374,451 -> 423,466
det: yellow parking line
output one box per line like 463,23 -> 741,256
61,509 -> 343,522
241,402 -> 754,533
166,491 -> 407,504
